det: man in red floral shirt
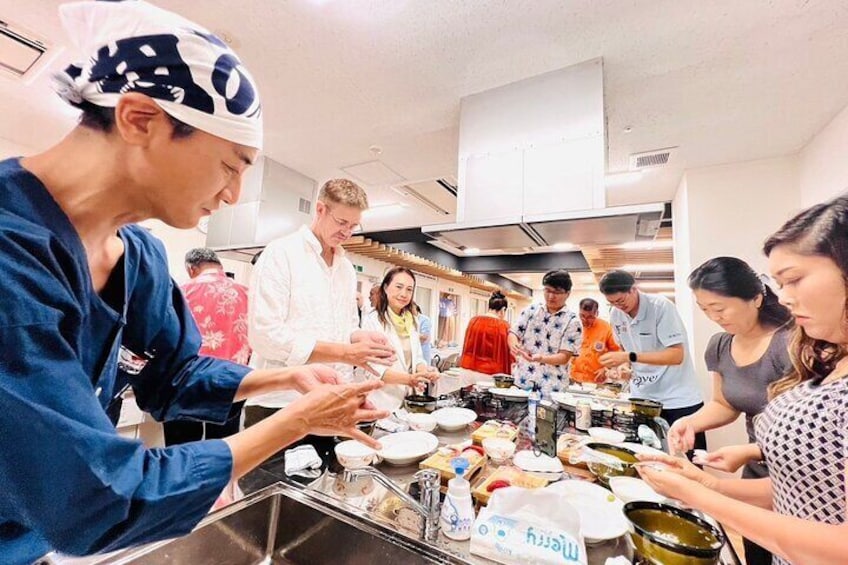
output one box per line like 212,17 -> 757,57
163,248 -> 250,445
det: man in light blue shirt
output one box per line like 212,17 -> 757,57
417,307 -> 433,365
598,270 -> 705,451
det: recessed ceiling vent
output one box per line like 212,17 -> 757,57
0,19 -> 49,79
629,147 -> 678,171
391,177 -> 456,216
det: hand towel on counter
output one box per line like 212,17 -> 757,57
284,445 -> 323,479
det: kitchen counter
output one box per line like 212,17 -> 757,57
241,424 -> 741,565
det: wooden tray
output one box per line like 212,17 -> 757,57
419,448 -> 486,484
472,466 -> 548,505
471,421 -> 518,445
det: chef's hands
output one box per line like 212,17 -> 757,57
692,444 -> 762,473
347,330 -> 397,374
667,417 -> 697,454
409,366 -> 440,391
289,364 -> 342,394
636,453 -> 719,504
289,380 -> 388,449
509,343 -> 532,361
599,351 -> 630,368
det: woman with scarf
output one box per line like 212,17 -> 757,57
358,267 -> 440,411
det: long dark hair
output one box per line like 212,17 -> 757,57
375,267 -> 418,329
762,195 -> 848,398
488,291 -> 508,312
688,256 -> 792,330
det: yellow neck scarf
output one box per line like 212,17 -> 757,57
387,307 -> 415,338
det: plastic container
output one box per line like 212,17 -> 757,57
440,457 -> 476,540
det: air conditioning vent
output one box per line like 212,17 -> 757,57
392,177 -> 457,216
0,20 -> 48,78
629,147 -> 678,171
298,197 -> 311,214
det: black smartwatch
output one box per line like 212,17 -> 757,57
628,351 -> 638,363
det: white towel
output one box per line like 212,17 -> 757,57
284,445 -> 323,478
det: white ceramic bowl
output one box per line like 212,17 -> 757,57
405,413 -> 437,432
431,407 -> 477,431
608,476 -> 665,504
588,427 -> 626,444
335,440 -> 380,469
482,437 -> 517,464
513,449 -> 564,480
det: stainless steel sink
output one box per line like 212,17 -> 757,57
93,482 -> 464,564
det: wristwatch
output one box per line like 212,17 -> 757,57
628,351 -> 638,363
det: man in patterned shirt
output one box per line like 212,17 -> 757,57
508,270 -> 583,398
163,248 -> 250,445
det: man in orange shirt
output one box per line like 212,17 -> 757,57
570,298 -> 621,383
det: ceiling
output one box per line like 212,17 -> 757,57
2,1 -> 848,236
2,1 -> 847,300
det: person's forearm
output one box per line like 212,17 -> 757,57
688,481 -> 848,563
381,368 -> 412,386
307,341 -> 349,364
711,476 -> 773,508
233,368 -> 293,401
633,346 -> 683,366
685,401 -> 740,433
507,333 -> 519,348
224,407 -> 308,479
537,352 -> 573,365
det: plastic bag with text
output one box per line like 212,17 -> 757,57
469,487 -> 587,565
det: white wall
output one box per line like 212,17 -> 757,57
0,136 -> 37,159
673,155 -> 801,455
140,220 -> 250,285
798,103 -> 848,206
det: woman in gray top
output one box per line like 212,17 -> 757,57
668,256 -> 793,564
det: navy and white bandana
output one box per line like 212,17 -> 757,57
55,0 -> 263,149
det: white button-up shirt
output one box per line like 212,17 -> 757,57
247,225 -> 359,408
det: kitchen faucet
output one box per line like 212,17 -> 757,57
342,467 -> 442,542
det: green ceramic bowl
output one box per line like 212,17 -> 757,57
623,501 -> 725,565
584,442 -> 639,485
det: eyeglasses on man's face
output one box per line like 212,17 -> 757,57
326,207 -> 362,233
606,291 -> 632,308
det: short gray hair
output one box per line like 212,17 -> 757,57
185,248 -> 221,268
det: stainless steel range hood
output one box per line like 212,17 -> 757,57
422,202 -> 665,251
423,57 -> 664,252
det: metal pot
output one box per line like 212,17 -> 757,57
492,373 -> 515,389
404,394 -> 437,414
623,501 -> 725,565
630,398 -> 663,418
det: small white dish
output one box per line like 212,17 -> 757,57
404,413 -> 437,432
475,380 -> 495,391
378,431 -> 439,466
550,391 -> 576,407
513,449 -> 564,480
482,437 -> 516,464
431,407 -> 477,431
608,476 -> 665,504
546,480 -> 628,543
335,440 -> 380,469
489,386 -> 530,401
588,427 -> 626,444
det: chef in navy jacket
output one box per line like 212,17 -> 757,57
0,2 -> 386,563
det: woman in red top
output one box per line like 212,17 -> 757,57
460,291 -> 514,375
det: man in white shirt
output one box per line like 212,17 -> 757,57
597,270 -> 705,452
246,179 -> 396,425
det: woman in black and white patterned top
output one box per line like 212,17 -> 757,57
637,195 -> 848,565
